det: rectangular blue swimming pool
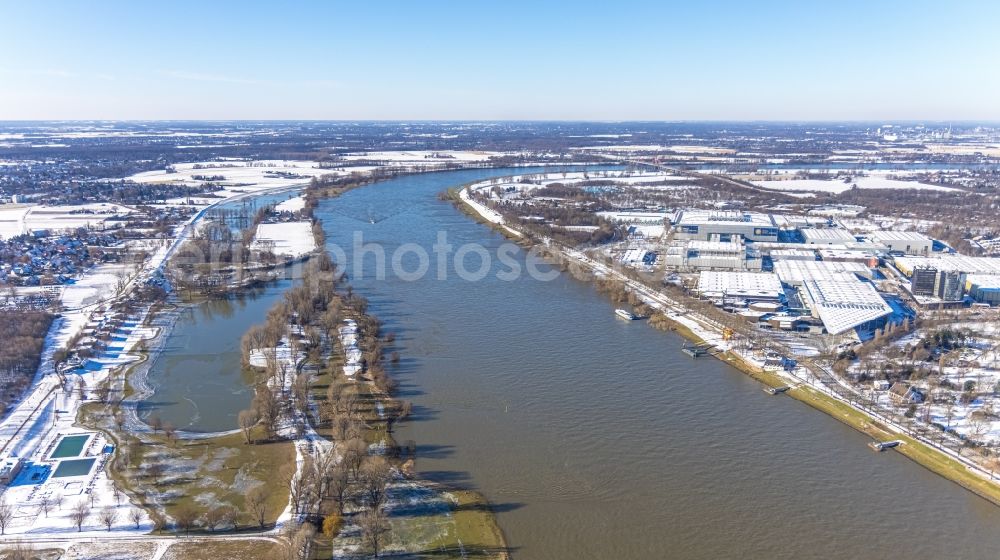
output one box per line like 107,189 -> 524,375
52,458 -> 96,478
51,434 -> 90,458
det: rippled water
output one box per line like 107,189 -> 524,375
141,277 -> 296,432
312,167 -> 1000,559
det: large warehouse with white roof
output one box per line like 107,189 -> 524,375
664,240 -> 763,271
696,271 -> 783,300
871,231 -> 933,255
801,228 -> 857,246
773,260 -> 871,286
800,279 -> 894,335
894,255 -> 1000,277
672,210 -> 780,242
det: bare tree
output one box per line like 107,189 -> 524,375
71,500 -> 90,532
387,400 -> 411,433
327,462 -> 350,515
201,507 -> 224,532
342,438 -> 368,479
238,408 -> 259,445
289,459 -> 316,515
246,486 -> 269,529
163,422 -> 177,446
359,455 -> 392,511
174,506 -> 199,534
117,444 -> 133,469
99,506 -> 118,531
253,385 -> 281,440
285,522 -> 316,560
129,508 -> 144,529
0,498 -> 12,535
220,505 -> 239,531
358,509 -> 390,557
969,412 -> 989,443
330,415 -> 363,442
293,374 -> 311,414
39,494 -> 51,517
147,462 -> 167,484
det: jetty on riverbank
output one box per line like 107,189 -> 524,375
682,342 -> 715,358
870,440 -> 903,452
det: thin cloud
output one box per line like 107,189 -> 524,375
35,69 -> 80,78
0,68 -> 114,81
160,70 -> 341,89
161,70 -> 262,85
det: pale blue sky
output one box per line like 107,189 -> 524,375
1,0 -> 998,120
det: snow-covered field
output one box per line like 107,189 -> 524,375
339,150 -> 500,163
339,320 -> 362,377
0,202 -> 134,240
251,222 -> 315,258
57,264 -> 131,310
274,195 -> 306,213
0,316 -> 157,536
130,160 -> 328,209
614,175 -> 694,184
573,144 -> 670,152
749,175 -> 959,194
131,160 -> 324,188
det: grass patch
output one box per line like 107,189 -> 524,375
163,539 -> 284,560
0,547 -> 63,560
88,403 -> 295,532
153,429 -> 295,526
430,489 -> 510,559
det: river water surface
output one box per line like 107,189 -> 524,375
310,167 -> 1000,559
139,277 -> 296,432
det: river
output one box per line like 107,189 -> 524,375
309,167 -> 1000,559
138,276 -> 297,432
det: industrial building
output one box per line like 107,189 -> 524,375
621,248 -> 657,267
672,210 -> 779,242
769,249 -> 817,262
696,271 -> 784,301
817,249 -> 880,267
893,255 -> 1000,277
966,275 -> 1000,305
911,267 -> 938,297
936,270 -> 967,301
912,267 -> 967,301
664,240 -> 762,271
801,228 -> 857,246
871,231 -> 933,255
800,279 -> 893,335
773,259 -> 871,286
